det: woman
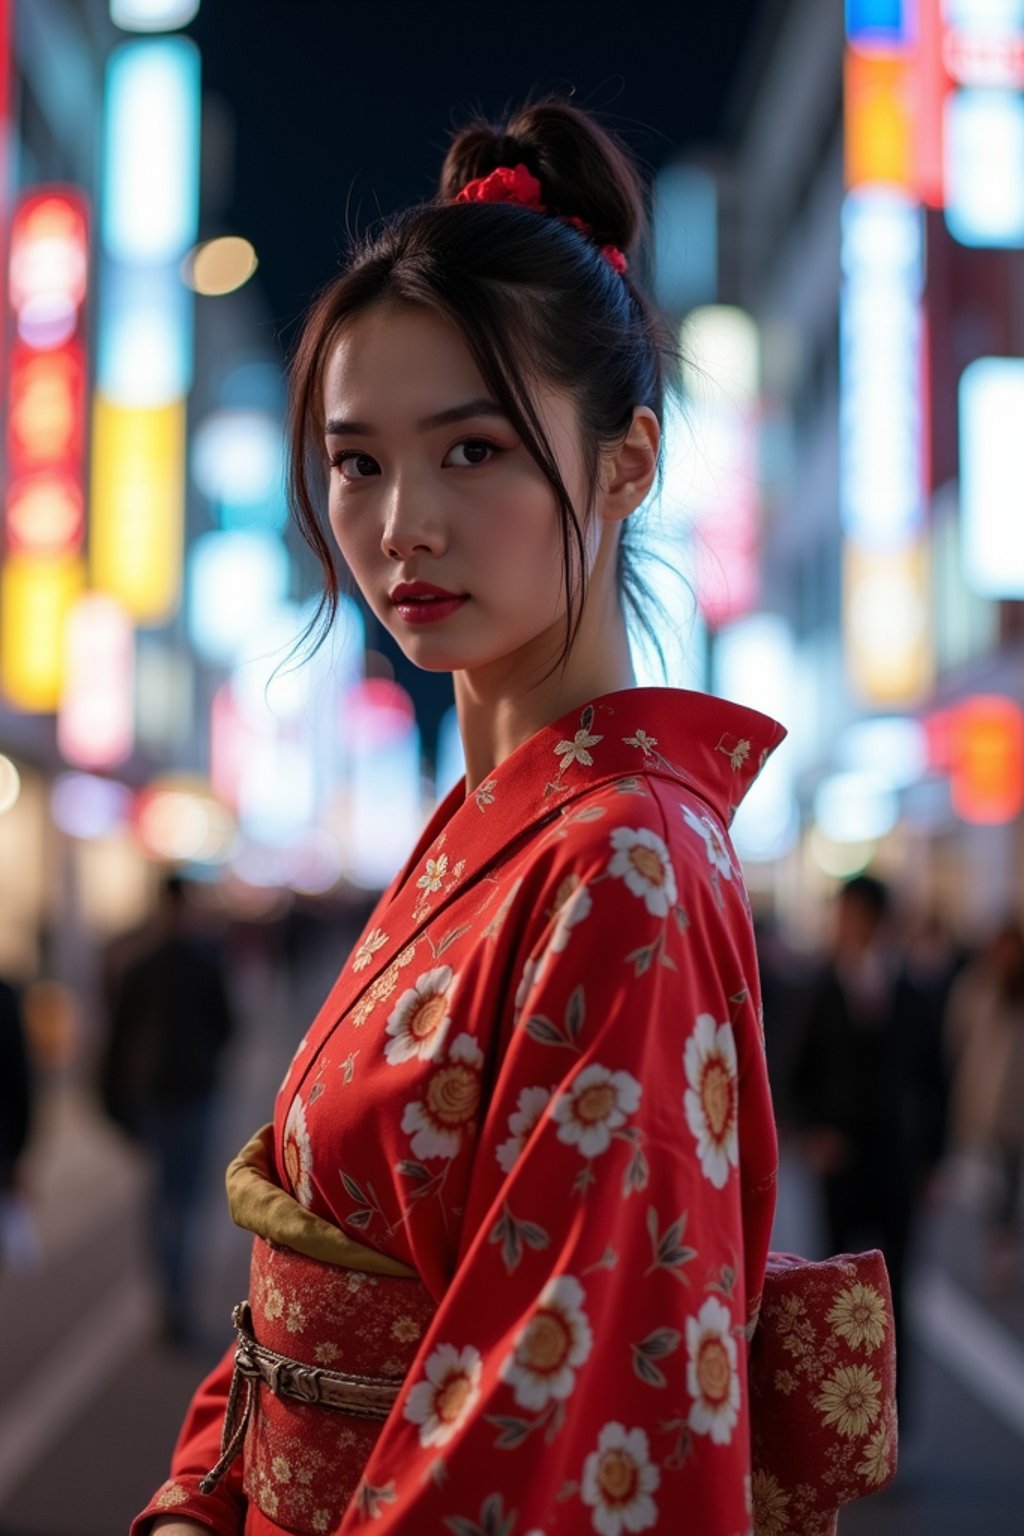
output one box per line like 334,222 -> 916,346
139,99 -> 786,1536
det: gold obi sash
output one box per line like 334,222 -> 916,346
214,1125 -> 899,1536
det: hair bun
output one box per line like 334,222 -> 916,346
440,99 -> 645,256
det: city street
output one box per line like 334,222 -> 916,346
1,967 -> 1023,1536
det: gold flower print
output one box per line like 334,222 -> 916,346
751,1469 -> 791,1536
351,927 -> 388,972
475,778 -> 498,810
417,854 -> 449,896
555,727 -> 603,770
857,1420 -> 893,1485
716,734 -> 752,771
154,1483 -> 187,1510
351,944 -> 418,1027
827,1283 -> 888,1353
624,729 -> 658,754
813,1363 -> 882,1438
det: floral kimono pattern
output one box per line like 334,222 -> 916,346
134,686 -> 787,1536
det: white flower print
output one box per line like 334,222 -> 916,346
680,801 -> 734,882
416,853 -> 449,895
555,727 -> 603,770
401,1033 -> 484,1160
403,1342 -> 482,1448
553,1064 -> 642,1158
548,874 -> 593,955
496,1086 -> 552,1174
687,1296 -> 741,1445
684,1014 -> 739,1190
624,729 -> 658,754
501,1275 -> 593,1411
581,1422 -> 660,1536
514,954 -> 546,1024
607,826 -> 678,917
384,966 -> 455,1065
282,1095 -> 313,1209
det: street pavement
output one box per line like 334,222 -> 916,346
2,958 -> 1024,1536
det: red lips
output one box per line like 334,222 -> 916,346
389,581 -> 465,603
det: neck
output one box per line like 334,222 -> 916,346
453,581 -> 636,795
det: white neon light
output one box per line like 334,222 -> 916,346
713,614 -> 798,862
960,357 -> 1024,595
945,89 -> 1024,247
838,716 -> 928,787
103,39 -> 200,264
814,771 -> 900,842
840,190 -> 924,549
111,0 -> 201,32
192,409 -> 282,506
98,263 -> 192,404
944,0 -> 1024,37
188,531 -> 290,664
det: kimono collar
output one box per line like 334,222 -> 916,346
286,687 -> 785,1104
460,686 -> 787,832
390,686 -> 785,942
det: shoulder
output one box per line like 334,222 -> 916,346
528,770 -> 736,878
507,772 -> 751,950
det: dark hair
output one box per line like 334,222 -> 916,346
287,98 -> 675,668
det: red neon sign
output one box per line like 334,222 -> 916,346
948,696 -> 1024,825
4,188 -> 90,561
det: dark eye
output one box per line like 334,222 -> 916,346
445,439 -> 496,467
331,451 -> 380,480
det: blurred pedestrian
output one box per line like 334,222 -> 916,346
792,874 -> 945,1416
99,874 -> 236,1343
0,975 -> 36,1271
944,918 -> 1024,1287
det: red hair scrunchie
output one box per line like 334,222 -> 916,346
453,162 -> 628,275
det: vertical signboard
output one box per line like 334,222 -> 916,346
1,190 -> 90,710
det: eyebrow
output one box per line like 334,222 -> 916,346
324,398 -> 508,436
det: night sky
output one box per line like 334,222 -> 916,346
189,0 -> 770,345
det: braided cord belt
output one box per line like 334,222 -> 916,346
198,1300 -> 403,1494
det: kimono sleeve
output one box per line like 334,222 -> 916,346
130,1342 -> 246,1536
337,795 -> 775,1535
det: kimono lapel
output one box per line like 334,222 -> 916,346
288,687 -> 785,1098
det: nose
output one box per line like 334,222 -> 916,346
380,471 -> 446,561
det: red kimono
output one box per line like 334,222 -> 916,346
135,686 -> 787,1536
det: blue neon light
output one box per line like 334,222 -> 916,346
845,0 -> 910,44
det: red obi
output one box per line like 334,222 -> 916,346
239,1237 -> 434,1535
750,1249 -> 899,1535
224,1242 -> 897,1536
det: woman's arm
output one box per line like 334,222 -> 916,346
130,1341 -> 246,1536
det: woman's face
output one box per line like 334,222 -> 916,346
322,303 -> 596,678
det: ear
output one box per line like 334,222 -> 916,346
598,407 -> 660,523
